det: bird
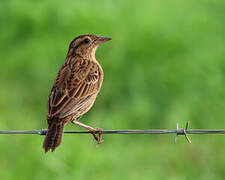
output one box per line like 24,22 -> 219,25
43,34 -> 111,152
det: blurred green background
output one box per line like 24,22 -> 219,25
0,0 -> 225,179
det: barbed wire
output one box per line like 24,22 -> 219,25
1,122 -> 225,143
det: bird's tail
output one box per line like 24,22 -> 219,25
43,121 -> 65,152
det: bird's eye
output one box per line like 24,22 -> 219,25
83,38 -> 90,44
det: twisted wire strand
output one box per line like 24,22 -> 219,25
1,122 -> 225,143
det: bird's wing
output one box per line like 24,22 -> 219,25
47,58 -> 102,119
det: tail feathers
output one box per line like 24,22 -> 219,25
43,122 -> 65,152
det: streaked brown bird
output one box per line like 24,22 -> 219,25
43,34 -> 111,152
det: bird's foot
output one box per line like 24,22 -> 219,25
90,128 -> 104,144
72,120 -> 104,144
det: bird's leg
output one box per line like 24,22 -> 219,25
72,120 -> 103,144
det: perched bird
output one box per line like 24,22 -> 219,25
43,34 -> 111,152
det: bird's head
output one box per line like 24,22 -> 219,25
67,34 -> 111,59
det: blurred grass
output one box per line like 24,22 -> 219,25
0,0 -> 225,179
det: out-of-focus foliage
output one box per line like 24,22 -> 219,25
0,0 -> 225,179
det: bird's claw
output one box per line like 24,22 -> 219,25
90,128 -> 104,144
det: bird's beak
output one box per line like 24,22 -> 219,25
95,36 -> 112,44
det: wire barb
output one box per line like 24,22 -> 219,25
174,122 -> 191,144
38,129 -> 48,135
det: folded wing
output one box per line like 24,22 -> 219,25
47,58 -> 102,119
